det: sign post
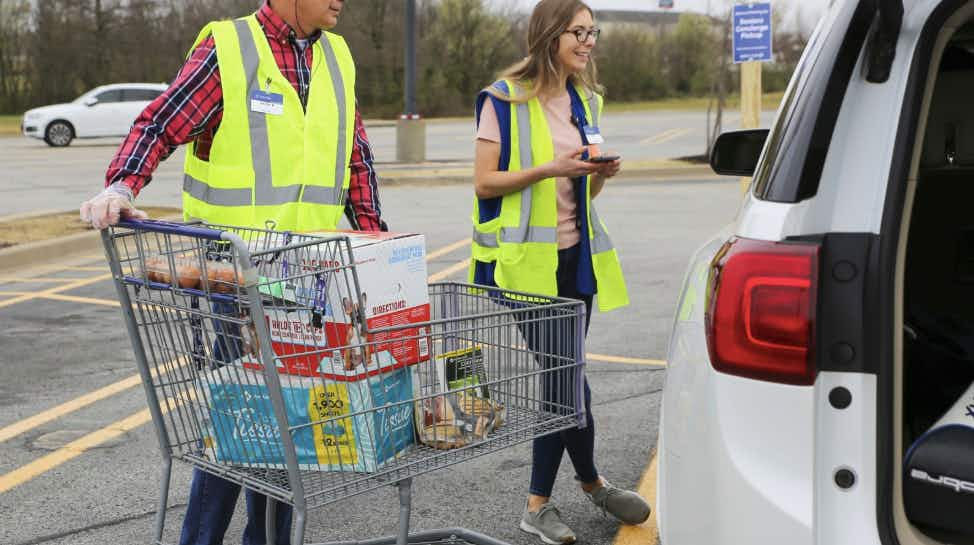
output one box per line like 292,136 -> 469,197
732,2 -> 772,193
397,0 -> 426,163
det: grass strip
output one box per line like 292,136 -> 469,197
0,207 -> 181,248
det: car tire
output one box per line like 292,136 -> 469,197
44,120 -> 74,147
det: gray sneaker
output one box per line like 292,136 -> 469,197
520,502 -> 577,544
584,479 -> 651,525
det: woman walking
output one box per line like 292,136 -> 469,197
470,1 -> 650,543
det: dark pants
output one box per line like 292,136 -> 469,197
181,301 -> 293,545
518,245 -> 597,498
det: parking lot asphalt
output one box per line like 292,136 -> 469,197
0,176 -> 745,545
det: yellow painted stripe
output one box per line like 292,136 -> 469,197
0,408 -> 153,493
35,293 -> 120,307
63,266 -> 107,272
0,358 -> 187,445
0,407 -> 161,494
426,238 -> 471,261
639,128 -> 680,145
428,258 -> 470,282
0,291 -> 120,307
613,454 -> 659,545
587,353 -> 666,367
0,375 -> 142,444
656,128 -> 693,144
640,127 -> 693,145
0,273 -> 111,310
0,238 -> 476,450
0,277 -> 81,284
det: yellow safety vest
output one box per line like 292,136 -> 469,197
469,80 -> 629,312
181,14 -> 356,231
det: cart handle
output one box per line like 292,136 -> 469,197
117,218 -> 226,241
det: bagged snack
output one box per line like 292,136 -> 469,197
411,359 -> 506,450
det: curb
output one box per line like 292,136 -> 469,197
0,165 -> 715,273
378,164 -> 715,186
0,229 -> 106,273
0,214 -> 183,274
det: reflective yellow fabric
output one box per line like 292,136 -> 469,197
182,15 -> 355,231
471,80 -> 628,311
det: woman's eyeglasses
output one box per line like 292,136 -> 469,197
563,27 -> 601,43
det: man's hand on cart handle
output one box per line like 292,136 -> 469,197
80,182 -> 149,230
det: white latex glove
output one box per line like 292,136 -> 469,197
79,182 -> 148,230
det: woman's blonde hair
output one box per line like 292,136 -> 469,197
489,0 -> 603,102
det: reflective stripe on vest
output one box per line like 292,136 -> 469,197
470,80 -> 628,311
589,201 -> 613,254
474,100 -> 558,247
182,19 -> 348,208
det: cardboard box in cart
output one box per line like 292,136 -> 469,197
201,364 -> 416,473
244,231 -> 431,378
201,231 -> 430,472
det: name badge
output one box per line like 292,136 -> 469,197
584,125 -> 605,144
250,90 -> 284,115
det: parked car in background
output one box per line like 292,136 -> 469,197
21,83 -> 167,147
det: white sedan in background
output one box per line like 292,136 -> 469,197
21,83 -> 167,147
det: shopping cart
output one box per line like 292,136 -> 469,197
101,219 -> 588,545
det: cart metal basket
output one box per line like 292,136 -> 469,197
102,219 -> 588,545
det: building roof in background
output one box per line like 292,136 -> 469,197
593,9 -> 684,25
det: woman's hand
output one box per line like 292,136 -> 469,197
545,147 -> 601,179
595,152 -> 621,179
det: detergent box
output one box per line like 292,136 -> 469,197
200,363 -> 415,473
244,231 -> 431,378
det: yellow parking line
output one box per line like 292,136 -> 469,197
639,128 -> 679,145
62,265 -> 107,272
587,353 -> 666,366
0,240 -> 476,451
0,277 -> 81,284
640,127 -> 693,145
426,238 -> 470,261
0,375 -> 142,444
0,273 -> 111,310
0,291 -> 120,307
613,454 -> 659,545
0,387 -> 194,494
0,358 -> 187,445
35,293 -> 120,307
0,408 -> 154,494
428,258 -> 470,282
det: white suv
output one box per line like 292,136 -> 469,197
658,0 -> 974,543
21,83 -> 167,147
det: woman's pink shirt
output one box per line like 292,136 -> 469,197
476,93 -> 581,249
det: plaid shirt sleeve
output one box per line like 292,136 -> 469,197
344,108 -> 388,232
105,36 -> 223,197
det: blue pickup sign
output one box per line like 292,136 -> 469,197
732,3 -> 773,63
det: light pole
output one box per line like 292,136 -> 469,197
396,0 -> 426,163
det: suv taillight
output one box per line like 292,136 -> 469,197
705,237 -> 820,386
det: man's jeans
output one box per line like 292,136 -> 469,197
180,300 -> 293,545
179,468 -> 292,545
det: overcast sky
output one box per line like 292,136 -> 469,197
492,0 -> 831,31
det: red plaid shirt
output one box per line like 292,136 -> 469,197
106,2 -> 386,231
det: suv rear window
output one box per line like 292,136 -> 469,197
752,0 -> 874,202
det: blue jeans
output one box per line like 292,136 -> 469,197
180,300 -> 293,545
518,245 -> 598,497
180,469 -> 293,545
